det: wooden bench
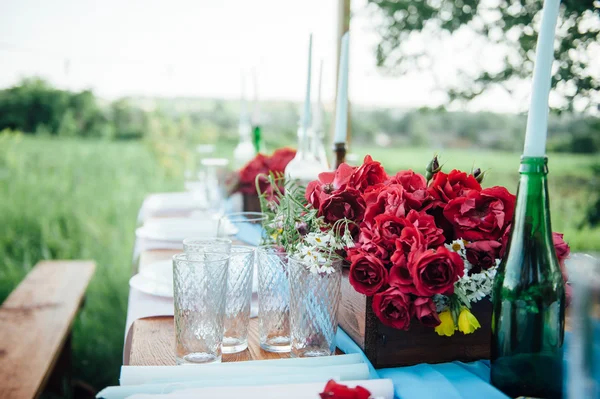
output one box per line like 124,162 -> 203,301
0,260 -> 95,399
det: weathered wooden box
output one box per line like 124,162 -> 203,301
338,269 -> 492,368
242,194 -> 262,213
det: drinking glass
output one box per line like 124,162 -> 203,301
201,158 -> 230,215
256,245 -> 290,352
217,212 -> 268,245
565,253 -> 600,398
182,237 -> 232,260
222,245 -> 256,353
288,256 -> 342,358
173,252 -> 229,365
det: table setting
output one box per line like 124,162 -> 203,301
110,1 -> 600,397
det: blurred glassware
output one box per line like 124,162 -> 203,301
217,212 -> 268,245
222,245 -> 255,354
256,245 -> 290,353
201,158 -> 230,216
173,252 -> 229,365
183,237 -> 232,260
184,144 -> 216,208
565,253 -> 600,399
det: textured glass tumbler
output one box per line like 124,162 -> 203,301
218,212 -> 268,243
256,246 -> 290,352
289,257 -> 342,358
183,237 -> 232,260
173,252 -> 229,365
222,246 -> 255,354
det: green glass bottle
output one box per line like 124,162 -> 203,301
491,157 -> 565,398
252,125 -> 262,154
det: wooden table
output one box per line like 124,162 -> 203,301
129,317 -> 291,366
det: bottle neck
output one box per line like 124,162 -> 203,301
296,126 -> 310,157
504,157 -> 559,275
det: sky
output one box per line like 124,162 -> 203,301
0,0 -> 562,113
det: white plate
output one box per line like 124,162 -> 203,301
136,216 -> 237,242
129,273 -> 173,298
140,259 -> 173,284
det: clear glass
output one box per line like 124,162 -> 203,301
201,158 -> 230,215
565,254 -> 600,399
256,245 -> 290,352
289,257 -> 342,358
182,237 -> 232,260
218,212 -> 268,244
173,252 -> 229,365
222,245 -> 256,354
491,157 -> 565,398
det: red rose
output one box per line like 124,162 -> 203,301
389,252 -> 418,295
305,180 -> 327,209
267,147 -> 296,172
348,155 -> 388,192
372,287 -> 413,330
390,226 -> 425,267
349,252 -> 389,295
372,214 -> 407,250
553,232 -> 571,304
363,184 -> 407,222
353,234 -> 390,261
319,380 -> 371,399
238,154 -> 270,194
405,210 -> 445,248
305,163 -> 356,208
553,232 -> 570,265
443,186 -> 516,241
498,227 -> 511,258
414,297 -> 441,327
409,246 -> 465,296
389,170 -> 430,210
428,169 -> 482,205
465,240 -> 502,274
319,188 -> 366,226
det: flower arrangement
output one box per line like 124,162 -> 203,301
263,154 -> 571,337
234,147 -> 296,199
302,155 -> 571,336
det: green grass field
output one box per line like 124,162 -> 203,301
0,134 -> 598,391
0,134 -> 182,390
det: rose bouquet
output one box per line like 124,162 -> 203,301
301,155 -> 571,336
234,147 -> 296,199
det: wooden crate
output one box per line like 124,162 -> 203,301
243,194 -> 262,213
338,269 -> 492,368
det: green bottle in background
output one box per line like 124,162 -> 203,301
490,156 -> 565,398
252,125 -> 262,154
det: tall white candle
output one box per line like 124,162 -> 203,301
334,32 -> 350,144
302,34 -> 313,137
523,0 -> 561,157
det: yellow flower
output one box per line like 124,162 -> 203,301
458,308 -> 481,335
435,310 -> 456,337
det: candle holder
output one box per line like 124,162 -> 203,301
333,142 -> 346,169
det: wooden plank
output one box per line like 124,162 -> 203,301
129,317 -> 289,366
0,260 -> 95,399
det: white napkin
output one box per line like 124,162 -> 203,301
120,361 -> 369,386
138,192 -> 205,223
125,379 -> 395,399
97,373 -> 337,399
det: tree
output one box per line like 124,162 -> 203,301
368,0 -> 599,111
